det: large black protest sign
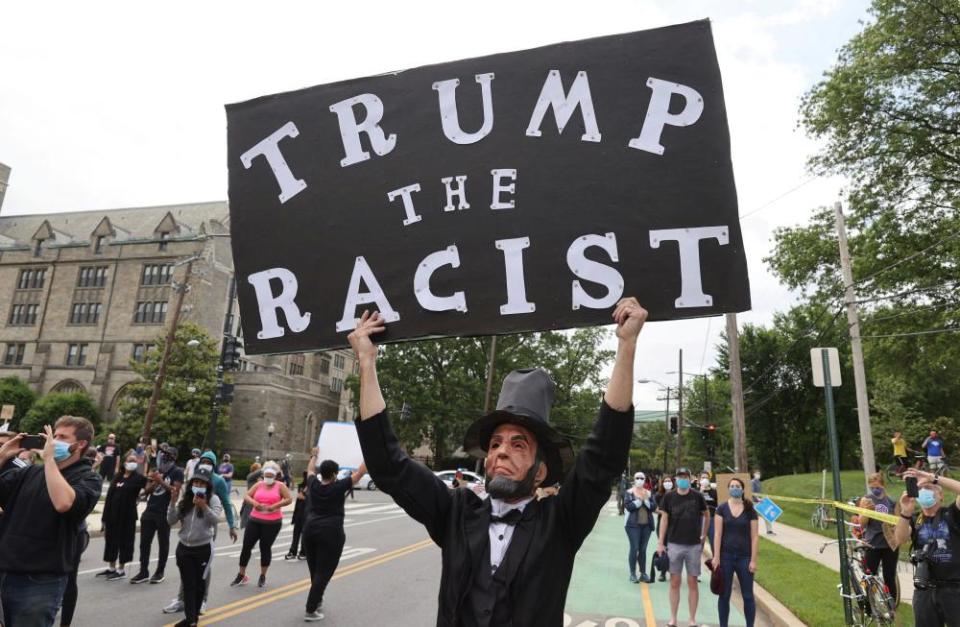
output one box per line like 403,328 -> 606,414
227,20 -> 750,355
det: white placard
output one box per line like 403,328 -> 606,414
811,347 -> 842,388
316,422 -> 364,470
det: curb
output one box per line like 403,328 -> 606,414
753,582 -> 806,627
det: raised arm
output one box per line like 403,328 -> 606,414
604,298 -> 647,411
351,461 -> 368,485
348,310 -> 387,420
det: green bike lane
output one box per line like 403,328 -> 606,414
565,500 -> 747,626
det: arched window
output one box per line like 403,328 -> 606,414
51,379 -> 85,395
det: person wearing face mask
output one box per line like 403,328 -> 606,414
699,472 -> 718,550
711,478 -> 759,627
300,453 -> 368,621
656,467 -> 709,627
131,445 -> 183,584
624,472 -> 657,582
184,448 -> 202,481
857,473 -> 900,606
750,471 -> 774,535
96,433 -> 121,482
97,453 -> 148,581
0,417 -> 102,627
230,462 -> 292,588
168,465 -> 223,627
892,468 -> 960,626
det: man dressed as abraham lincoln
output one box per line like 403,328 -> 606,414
348,297 -> 646,626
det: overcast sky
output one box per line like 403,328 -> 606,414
0,0 -> 870,409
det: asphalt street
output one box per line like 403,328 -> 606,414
70,490 -> 440,627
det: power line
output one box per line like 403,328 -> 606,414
699,317 -> 712,374
861,327 -> 960,339
855,281 -> 960,305
856,302 -> 960,325
739,177 -> 817,219
847,231 -> 960,291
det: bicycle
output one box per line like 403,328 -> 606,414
810,469 -> 832,530
886,451 -> 950,480
819,525 -> 896,626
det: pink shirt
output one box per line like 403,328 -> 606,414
249,481 -> 283,522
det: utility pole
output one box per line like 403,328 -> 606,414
142,255 -> 199,441
726,313 -> 748,472
675,349 -> 683,469
835,202 -> 876,482
661,386 -> 672,473
205,277 -> 236,448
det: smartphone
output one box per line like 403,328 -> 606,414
905,476 -> 919,498
20,435 -> 47,450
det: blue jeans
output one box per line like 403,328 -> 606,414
0,571 -> 68,627
718,554 -> 755,627
625,525 -> 652,578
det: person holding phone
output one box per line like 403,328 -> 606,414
230,462 -> 292,588
131,446 -> 183,584
96,452 -> 148,581
168,465 -> 222,627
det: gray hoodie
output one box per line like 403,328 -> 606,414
167,494 -> 223,547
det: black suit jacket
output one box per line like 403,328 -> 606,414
356,401 -> 632,626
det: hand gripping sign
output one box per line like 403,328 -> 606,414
226,20 -> 750,354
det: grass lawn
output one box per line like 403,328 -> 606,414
763,470 -> 957,540
756,537 -> 914,626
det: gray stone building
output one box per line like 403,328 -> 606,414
0,195 -> 357,462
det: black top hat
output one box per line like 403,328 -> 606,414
463,368 -> 573,486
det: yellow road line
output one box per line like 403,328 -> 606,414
164,538 -> 434,626
640,582 -> 657,627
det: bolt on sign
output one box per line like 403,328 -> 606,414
227,19 -> 750,355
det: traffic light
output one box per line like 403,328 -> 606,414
669,415 -> 678,435
218,382 -> 235,405
222,335 -> 243,371
706,423 -> 716,434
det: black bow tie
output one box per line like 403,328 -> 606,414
490,508 -> 523,525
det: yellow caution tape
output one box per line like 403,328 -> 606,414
755,493 -> 900,526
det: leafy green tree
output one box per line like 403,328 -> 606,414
20,392 -> 99,435
0,376 -> 37,430
114,322 -> 227,456
350,327 -> 615,467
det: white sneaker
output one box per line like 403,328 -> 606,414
201,601 -> 207,615
304,610 -> 324,621
162,599 -> 183,614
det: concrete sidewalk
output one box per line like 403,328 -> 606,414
762,523 -> 914,604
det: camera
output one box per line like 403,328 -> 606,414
910,542 -> 936,589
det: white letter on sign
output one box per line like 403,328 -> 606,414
336,256 -> 401,332
629,78 -> 704,155
495,237 -> 535,315
567,232 -> 624,310
441,175 -> 470,212
240,122 -> 307,204
526,70 -> 601,143
247,268 -> 311,339
433,73 -> 495,145
649,226 -> 729,308
490,169 -> 516,210
387,183 -> 423,226
414,245 -> 467,313
329,94 -> 397,167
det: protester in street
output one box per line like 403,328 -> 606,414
281,454 -> 292,488
58,446 -> 97,627
96,433 -> 121,482
239,462 -> 262,529
699,471 -> 719,550
712,477 -> 759,627
893,468 -> 960,626
131,445 -> 183,584
184,448 -> 202,481
286,471 -> 309,560
617,471 -> 629,515
657,467 -> 709,627
922,430 -> 946,473
97,452 -> 148,581
857,472 -> 900,605
891,431 -> 908,475
655,473 -> 675,580
218,453 -> 235,495
750,470 -> 774,535
231,462 -> 292,588
168,465 -> 223,627
624,471 -> 656,583
300,454 -> 368,621
134,438 -> 147,473
349,297 -> 645,625
0,418 -> 102,626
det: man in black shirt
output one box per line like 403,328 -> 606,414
657,467 -> 709,627
96,433 -> 121,482
0,416 -> 102,626
131,446 -> 183,584
894,469 -> 960,626
348,298 -> 646,626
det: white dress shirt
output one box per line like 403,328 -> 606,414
488,496 -> 533,572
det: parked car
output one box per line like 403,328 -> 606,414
337,468 -> 377,490
435,469 -> 486,497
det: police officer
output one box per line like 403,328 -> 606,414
893,468 -> 960,626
